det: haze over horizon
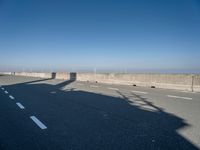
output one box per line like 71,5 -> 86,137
0,0 -> 200,73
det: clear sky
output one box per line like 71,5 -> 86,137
0,0 -> 200,73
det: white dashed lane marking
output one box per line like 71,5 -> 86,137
90,85 -> 99,88
131,90 -> 148,94
16,102 -> 25,109
4,91 -> 8,94
107,87 -> 119,91
167,95 -> 192,100
30,116 -> 47,130
1,87 -> 4,90
9,95 -> 15,100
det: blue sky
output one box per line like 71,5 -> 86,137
0,0 -> 200,73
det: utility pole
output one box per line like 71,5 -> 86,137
94,67 -> 96,81
191,75 -> 194,92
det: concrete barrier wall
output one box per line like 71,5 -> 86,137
193,75 -> 200,92
14,72 -> 70,80
6,72 -> 200,92
14,72 -> 52,78
0,72 -> 12,75
54,72 -> 70,80
77,73 -> 200,92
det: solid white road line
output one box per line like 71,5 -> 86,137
167,95 -> 192,100
107,87 -> 119,91
9,95 -> 15,100
30,116 -> 47,130
4,91 -> 8,94
131,90 -> 148,94
16,102 -> 25,109
90,85 -> 99,88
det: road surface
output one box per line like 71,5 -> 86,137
0,74 -> 200,150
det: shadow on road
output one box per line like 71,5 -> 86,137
0,76 -> 199,150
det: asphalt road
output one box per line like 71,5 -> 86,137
0,74 -> 200,150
